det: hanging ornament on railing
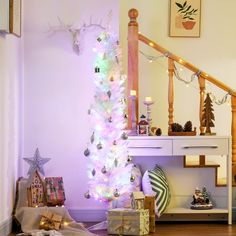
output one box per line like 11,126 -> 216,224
208,92 -> 230,105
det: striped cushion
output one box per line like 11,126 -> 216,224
142,165 -> 171,217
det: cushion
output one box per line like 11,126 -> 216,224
142,165 -> 171,217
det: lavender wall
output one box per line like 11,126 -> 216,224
22,0 -> 119,211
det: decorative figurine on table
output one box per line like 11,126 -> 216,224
137,114 -> 149,136
191,186 -> 213,210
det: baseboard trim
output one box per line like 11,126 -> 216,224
0,217 -> 12,236
69,209 -> 107,222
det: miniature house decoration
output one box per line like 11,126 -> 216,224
27,170 -> 45,207
131,191 -> 145,210
137,115 -> 149,136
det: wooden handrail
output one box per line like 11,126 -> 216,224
138,33 -> 236,97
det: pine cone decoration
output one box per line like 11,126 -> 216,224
184,121 -> 192,132
171,123 -> 183,132
155,128 -> 162,136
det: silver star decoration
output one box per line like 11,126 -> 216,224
23,148 -> 51,176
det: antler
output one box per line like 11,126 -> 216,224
48,17 -> 106,55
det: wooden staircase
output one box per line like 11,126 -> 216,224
183,156 -> 226,187
127,8 -> 235,186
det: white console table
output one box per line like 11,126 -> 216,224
128,135 -> 232,224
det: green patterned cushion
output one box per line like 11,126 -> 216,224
142,165 -> 171,217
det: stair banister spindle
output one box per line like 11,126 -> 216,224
168,58 -> 174,132
128,9 -> 139,129
198,76 -> 205,135
231,95 -> 236,183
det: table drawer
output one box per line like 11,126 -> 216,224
173,138 -> 229,155
128,139 -> 172,156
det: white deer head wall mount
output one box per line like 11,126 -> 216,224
49,17 -> 106,55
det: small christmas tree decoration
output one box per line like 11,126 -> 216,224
108,116 -> 112,123
88,109 -> 91,115
184,121 -> 193,132
114,158 -> 118,167
124,114 -> 128,119
202,93 -> 215,135
97,37 -> 102,42
110,76 -> 114,82
84,148 -> 90,157
84,191 -> 91,199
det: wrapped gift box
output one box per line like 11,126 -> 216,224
45,177 -> 66,206
108,208 -> 149,235
144,196 -> 155,232
39,211 -> 62,230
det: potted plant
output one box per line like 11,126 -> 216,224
175,1 -> 199,30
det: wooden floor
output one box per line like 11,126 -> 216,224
9,222 -> 236,236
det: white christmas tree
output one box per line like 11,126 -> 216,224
84,32 -> 134,205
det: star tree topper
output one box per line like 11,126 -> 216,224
23,148 -> 51,176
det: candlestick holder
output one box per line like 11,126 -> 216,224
143,100 -> 154,135
129,95 -> 137,135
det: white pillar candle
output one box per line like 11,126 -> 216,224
145,96 -> 152,102
130,90 -> 136,96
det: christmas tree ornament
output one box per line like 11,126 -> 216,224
107,90 -> 111,98
84,191 -> 91,199
121,132 -> 128,140
84,148 -> 90,157
113,189 -> 120,198
97,37 -> 102,42
88,109 -> 91,115
130,175 -> 135,182
127,156 -> 132,163
97,142 -> 103,150
101,166 -> 107,174
92,169 -> 96,176
114,158 -> 118,167
108,116 -> 112,123
23,148 -> 51,176
113,140 -> 117,145
90,132 -> 95,144
95,67 -> 100,73
110,76 -> 114,82
124,114 -> 128,119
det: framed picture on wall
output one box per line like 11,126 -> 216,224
9,0 -> 21,37
169,0 -> 201,37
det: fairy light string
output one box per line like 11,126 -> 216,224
139,50 -> 231,106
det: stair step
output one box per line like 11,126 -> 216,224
184,160 -> 220,168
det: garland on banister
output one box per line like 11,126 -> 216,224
139,50 -> 231,106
